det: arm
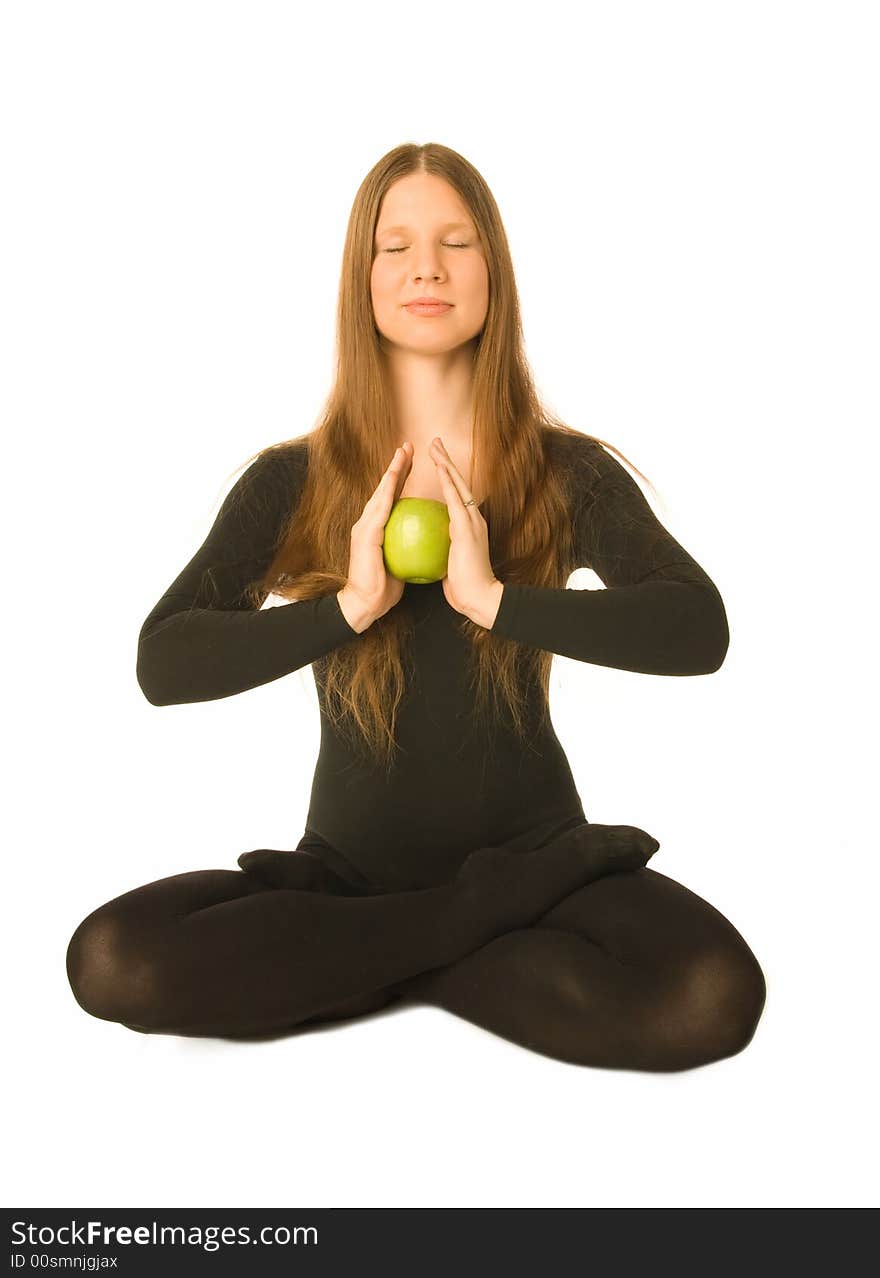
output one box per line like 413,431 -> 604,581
136,445 -> 358,706
489,438 -> 729,676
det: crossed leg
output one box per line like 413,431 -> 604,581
399,867 -> 767,1072
64,822 -> 658,1040
65,830 -> 766,1070
65,868 -> 443,1039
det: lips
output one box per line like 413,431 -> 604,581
404,298 -> 452,306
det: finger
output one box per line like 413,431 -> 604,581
392,446 -> 413,499
435,456 -> 477,515
431,439 -> 479,507
378,446 -> 407,489
389,442 -> 415,500
393,442 -> 413,472
435,460 -> 461,508
365,447 -> 406,516
431,438 -> 465,486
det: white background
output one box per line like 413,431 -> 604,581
3,0 -> 876,1209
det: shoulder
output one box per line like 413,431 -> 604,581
248,436 -> 310,482
541,426 -> 617,503
217,436 -> 311,531
235,436 -> 310,496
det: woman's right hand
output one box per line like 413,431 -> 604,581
337,441 -> 414,633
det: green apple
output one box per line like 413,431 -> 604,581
382,497 -> 450,584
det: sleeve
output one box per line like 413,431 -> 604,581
489,438 -> 730,675
136,446 -> 358,706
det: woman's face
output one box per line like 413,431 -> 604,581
371,172 -> 489,356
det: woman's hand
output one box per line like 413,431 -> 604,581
338,442 -> 414,632
430,437 -> 504,628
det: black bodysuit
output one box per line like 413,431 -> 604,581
136,429 -> 729,891
67,427 -> 765,1064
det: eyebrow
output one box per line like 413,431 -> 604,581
376,220 -> 473,236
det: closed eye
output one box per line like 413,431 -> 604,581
384,243 -> 469,253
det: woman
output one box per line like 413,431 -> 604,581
66,143 -> 766,1070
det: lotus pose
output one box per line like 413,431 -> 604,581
66,143 -> 765,1070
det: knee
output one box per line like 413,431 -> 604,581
663,942 -> 767,1069
66,907 -> 163,1027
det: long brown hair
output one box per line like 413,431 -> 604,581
230,142 -> 651,774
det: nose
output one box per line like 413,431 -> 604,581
411,249 -> 446,282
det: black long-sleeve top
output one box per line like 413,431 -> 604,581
137,430 -> 728,889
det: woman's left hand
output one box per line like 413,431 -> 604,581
430,437 -> 504,628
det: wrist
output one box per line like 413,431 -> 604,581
468,579 -> 505,630
336,587 -> 375,634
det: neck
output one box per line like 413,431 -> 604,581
383,340 -> 477,455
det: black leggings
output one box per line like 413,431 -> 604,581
65,822 -> 766,1072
